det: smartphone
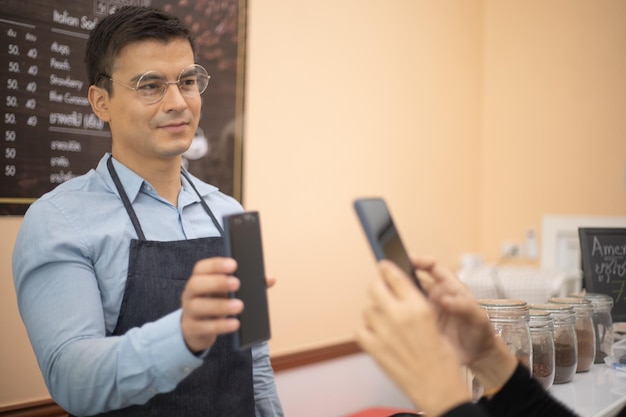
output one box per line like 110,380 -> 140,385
223,211 -> 271,350
353,197 -> 423,291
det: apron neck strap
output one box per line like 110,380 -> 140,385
181,168 -> 224,235
107,155 -> 146,240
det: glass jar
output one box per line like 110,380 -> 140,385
530,303 -> 577,384
479,299 -> 532,370
549,297 -> 596,372
571,292 -> 614,363
529,309 -> 555,389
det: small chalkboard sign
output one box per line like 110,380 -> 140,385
579,228 -> 626,322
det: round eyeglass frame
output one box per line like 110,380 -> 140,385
98,64 -> 210,105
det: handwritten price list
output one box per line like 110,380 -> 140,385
579,228 -> 626,321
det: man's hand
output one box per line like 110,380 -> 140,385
181,257 -> 243,353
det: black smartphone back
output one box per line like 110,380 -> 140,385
223,211 -> 271,350
353,197 -> 423,291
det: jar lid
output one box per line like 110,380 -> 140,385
529,309 -> 552,317
529,309 -> 554,329
548,297 -> 594,315
530,303 -> 574,311
479,299 -> 528,307
479,299 -> 529,321
549,297 -> 591,305
529,303 -> 576,323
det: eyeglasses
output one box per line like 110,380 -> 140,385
99,64 -> 210,105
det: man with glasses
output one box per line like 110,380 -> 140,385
12,6 -> 283,417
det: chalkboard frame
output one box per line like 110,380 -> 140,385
579,227 -> 626,322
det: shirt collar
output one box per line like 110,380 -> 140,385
96,153 -> 144,203
180,168 -> 219,206
96,153 -> 219,204
178,170 -> 218,207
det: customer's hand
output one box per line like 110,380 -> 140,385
356,260 -> 471,416
181,257 -> 243,353
412,257 -> 496,366
413,257 -> 518,392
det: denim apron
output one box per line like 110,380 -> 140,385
77,156 -> 255,417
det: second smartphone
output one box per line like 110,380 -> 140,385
353,197 -> 423,292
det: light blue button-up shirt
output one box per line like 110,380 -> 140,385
12,154 -> 283,416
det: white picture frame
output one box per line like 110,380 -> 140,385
541,215 -> 626,274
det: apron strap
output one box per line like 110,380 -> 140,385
107,155 -> 146,241
181,169 -> 224,236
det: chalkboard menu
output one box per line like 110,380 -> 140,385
1,0 -> 245,215
579,228 -> 626,322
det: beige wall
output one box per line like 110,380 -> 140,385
2,0 -> 625,407
480,1 -> 626,260
243,0 -> 482,354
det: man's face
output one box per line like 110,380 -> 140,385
103,38 -> 202,167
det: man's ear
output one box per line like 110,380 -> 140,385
88,85 -> 111,122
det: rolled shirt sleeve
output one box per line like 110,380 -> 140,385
252,342 -> 284,416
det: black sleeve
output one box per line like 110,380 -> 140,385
440,403 -> 491,417
479,362 -> 580,417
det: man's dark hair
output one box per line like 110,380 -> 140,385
85,6 -> 196,93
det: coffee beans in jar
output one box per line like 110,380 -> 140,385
529,309 -> 555,389
530,303 -> 577,384
571,292 -> 614,363
549,297 -> 596,373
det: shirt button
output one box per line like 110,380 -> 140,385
183,367 -> 191,373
